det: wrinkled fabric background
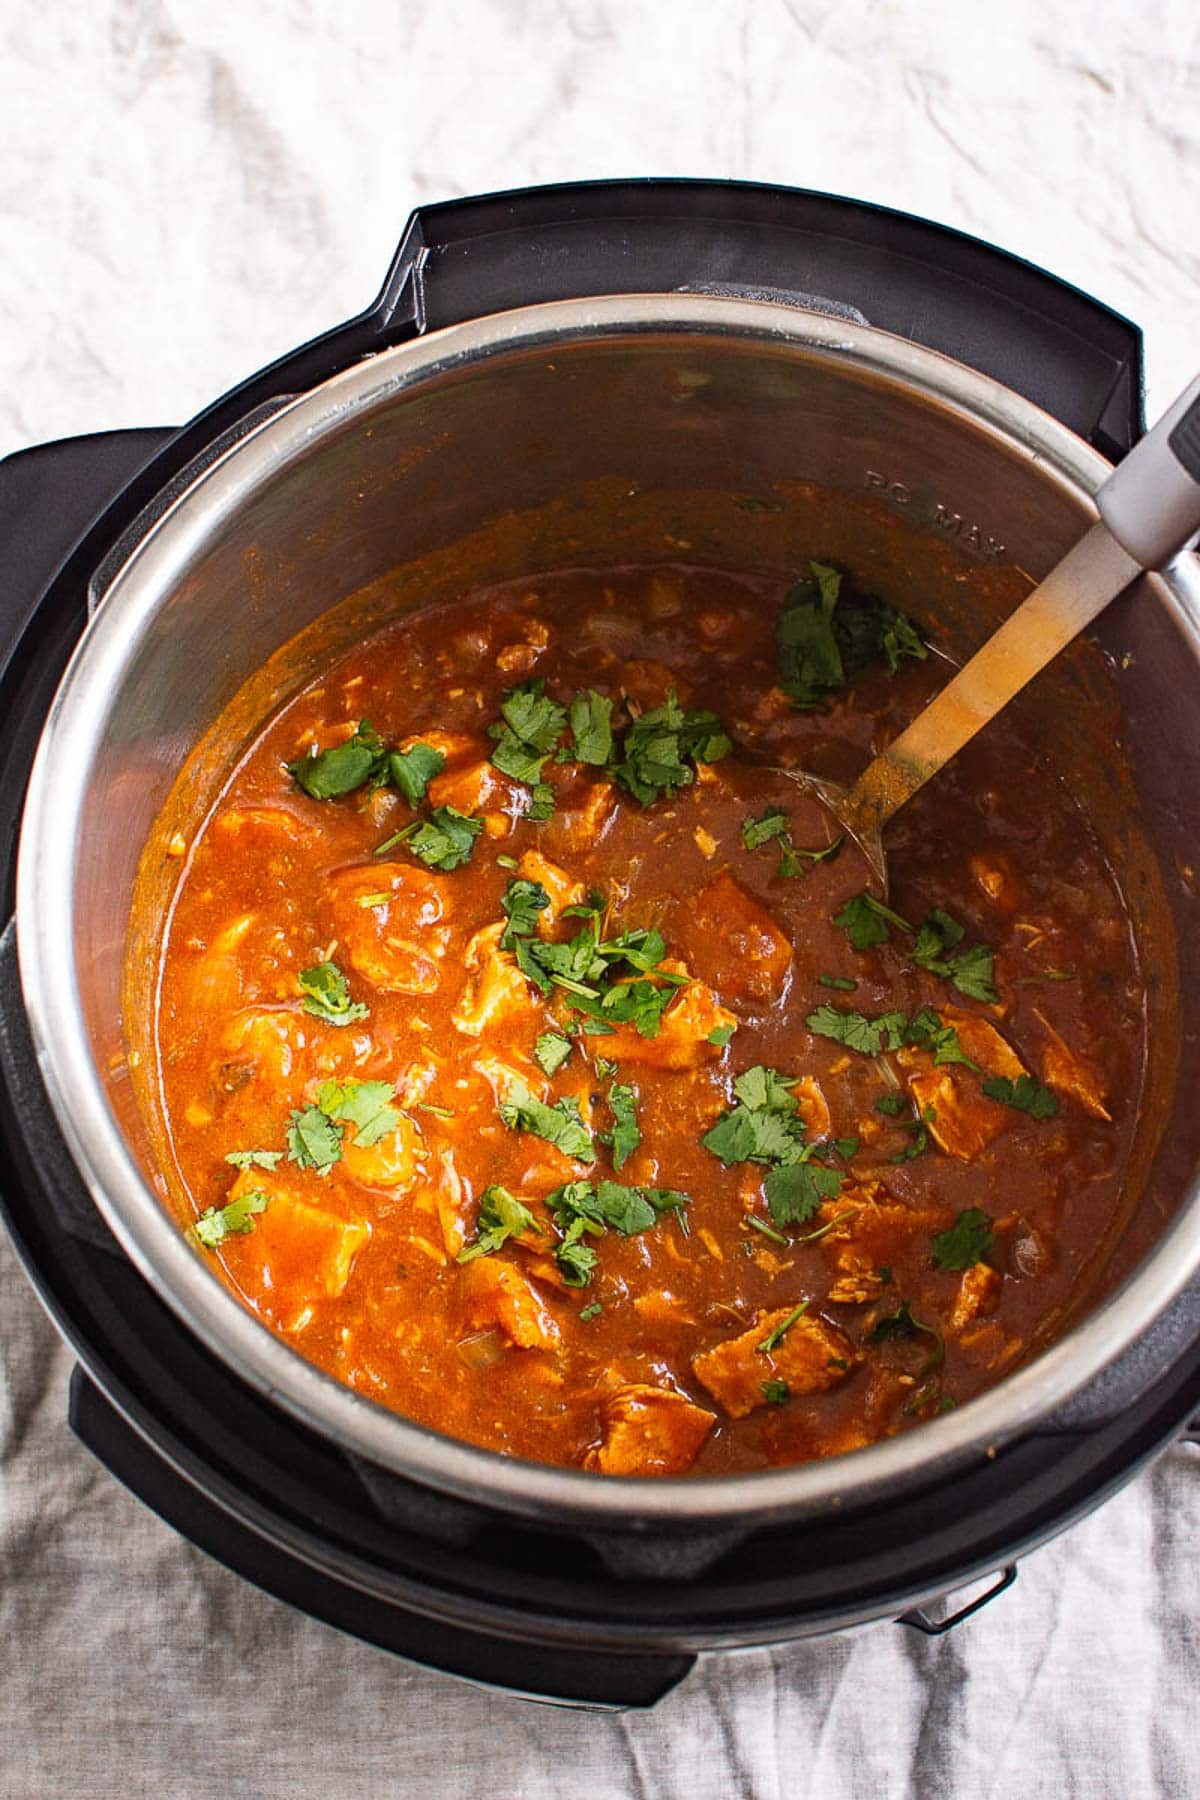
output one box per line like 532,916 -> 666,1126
2,2 -> 1199,1795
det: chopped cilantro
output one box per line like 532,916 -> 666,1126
904,1008 -> 978,1069
568,690 -> 614,765
931,1207 -> 995,1270
777,562 -> 925,709
194,1187 -> 269,1248
489,679 -> 567,785
764,1160 -> 844,1224
316,1077 -> 401,1148
761,1379 -> 791,1405
499,877 -> 551,949
395,805 -> 482,871
758,1301 -> 811,1355
533,1032 -> 573,1077
456,1184 -> 541,1264
496,854 -> 519,870
297,959 -> 369,1027
745,1213 -> 789,1246
527,782 -> 555,821
224,1149 -> 283,1171
546,1178 -> 689,1286
892,1126 -> 930,1163
702,1066 -> 842,1226
286,1104 -> 343,1174
834,891 -> 913,951
806,1005 -> 909,1057
981,1074 -> 1061,1118
742,807 -> 842,880
791,1202 -> 864,1245
874,1091 -> 907,1116
604,1082 -> 641,1172
414,1102 -> 454,1120
707,1023 -> 737,1047
579,1302 -> 603,1322
741,809 -> 789,851
911,908 -> 999,1003
868,1301 -> 945,1376
833,1136 -> 860,1159
514,898 -> 688,1039
612,691 -> 732,805
499,1077 -> 594,1162
819,973 -> 857,991
288,721 -> 386,799
387,741 -> 446,806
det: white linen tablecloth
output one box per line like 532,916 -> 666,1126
2,3 -> 1198,1793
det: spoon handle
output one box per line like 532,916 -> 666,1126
841,374 -> 1200,835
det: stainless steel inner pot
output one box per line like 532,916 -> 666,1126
17,295 -> 1200,1529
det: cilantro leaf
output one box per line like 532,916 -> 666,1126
545,1178 -> 689,1285
316,1077 -> 401,1148
605,1082 -> 641,1172
194,1187 -> 269,1248
224,1149 -> 283,1171
288,721 -> 387,799
777,563 -> 925,709
764,1159 -> 843,1226
613,691 -> 732,805
741,809 -> 789,850
981,1074 -> 1061,1119
489,680 -> 567,784
499,1077 -> 594,1162
568,690 -> 614,765
707,1023 -> 736,1047
399,805 -> 482,871
499,877 -> 551,950
533,1032 -> 573,1077
911,908 -> 999,1003
286,1104 -> 343,1173
388,741 -> 446,806
761,1379 -> 791,1405
874,1091 -> 907,1117
931,1207 -> 995,1270
904,1008 -> 978,1069
579,1302 -> 603,1322
456,1184 -> 541,1264
834,890 -> 913,951
298,959 -> 369,1027
806,1005 -> 909,1057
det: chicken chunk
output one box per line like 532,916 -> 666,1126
460,1258 -> 561,1351
452,923 -> 541,1037
677,870 -> 792,1007
601,972 -> 736,1070
792,1074 -> 831,1140
216,1005 -> 306,1086
1037,1015 -> 1112,1120
341,1112 -> 425,1190
427,759 -> 521,831
517,849 -> 586,923
215,1169 -> 369,1306
212,805 -> 311,846
542,781 -> 617,856
903,1010 -> 1026,1162
326,862 -> 453,994
968,851 -> 1020,911
692,1306 -> 859,1418
949,1262 -> 1003,1332
583,1384 -> 716,1475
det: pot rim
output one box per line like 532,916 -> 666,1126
17,293 -> 1200,1527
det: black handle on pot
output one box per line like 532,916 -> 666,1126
369,179 -> 1145,457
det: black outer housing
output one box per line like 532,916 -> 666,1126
0,181 -> 1196,1708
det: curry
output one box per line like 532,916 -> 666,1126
146,562 -> 1144,1476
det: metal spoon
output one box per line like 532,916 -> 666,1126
793,373 -> 1200,890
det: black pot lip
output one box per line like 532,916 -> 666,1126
17,293 -> 1200,1530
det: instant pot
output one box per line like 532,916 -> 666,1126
2,181 -> 1198,1709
